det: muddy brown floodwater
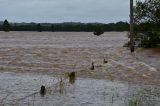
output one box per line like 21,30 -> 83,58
0,31 -> 160,106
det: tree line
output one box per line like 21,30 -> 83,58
133,0 -> 160,48
0,20 -> 129,32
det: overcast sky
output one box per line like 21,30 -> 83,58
0,0 -> 132,23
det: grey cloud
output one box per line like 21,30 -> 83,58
0,0 -> 130,23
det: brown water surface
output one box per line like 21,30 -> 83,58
0,31 -> 160,105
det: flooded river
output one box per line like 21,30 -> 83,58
0,72 -> 160,106
0,32 -> 160,105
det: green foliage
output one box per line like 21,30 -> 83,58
129,98 -> 140,106
93,25 -> 104,36
37,23 -> 42,32
3,19 -> 10,32
51,25 -> 55,32
133,0 -> 160,48
0,21 -> 129,32
138,32 -> 160,48
134,0 -> 160,24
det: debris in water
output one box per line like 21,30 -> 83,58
103,59 -> 108,63
68,72 -> 76,84
91,62 -> 95,70
130,46 -> 135,53
59,78 -> 64,94
40,85 -> 46,96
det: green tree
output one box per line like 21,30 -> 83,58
51,25 -> 55,32
93,25 -> 104,36
37,23 -> 42,32
133,0 -> 160,47
3,19 -> 10,32
134,0 -> 160,24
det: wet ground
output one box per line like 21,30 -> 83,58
0,31 -> 160,105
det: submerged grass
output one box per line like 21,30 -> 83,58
128,86 -> 160,106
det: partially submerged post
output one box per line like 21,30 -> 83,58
40,85 -> 46,96
91,62 -> 94,70
59,78 -> 64,94
68,72 -> 76,84
130,0 -> 135,53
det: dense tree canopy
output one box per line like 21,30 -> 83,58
133,0 -> 160,47
134,0 -> 160,31
134,0 -> 160,24
0,21 -> 129,32
37,23 -> 42,32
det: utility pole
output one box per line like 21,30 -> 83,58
130,0 -> 134,53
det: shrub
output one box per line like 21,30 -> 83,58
93,25 -> 104,36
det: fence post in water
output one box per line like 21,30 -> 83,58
59,78 -> 64,94
40,85 -> 46,96
130,0 -> 135,53
91,62 -> 94,70
68,72 -> 76,84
